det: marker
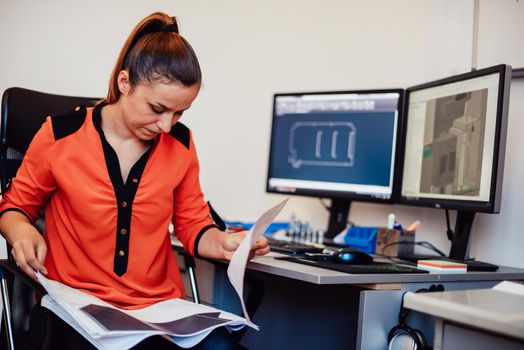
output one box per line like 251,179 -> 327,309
387,213 -> 395,230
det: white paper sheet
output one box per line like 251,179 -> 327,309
37,273 -> 250,349
226,198 -> 288,328
493,280 -> 524,296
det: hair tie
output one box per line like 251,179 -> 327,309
161,23 -> 179,33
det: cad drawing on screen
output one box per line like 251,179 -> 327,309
288,121 -> 356,169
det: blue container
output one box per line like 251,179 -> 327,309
344,226 -> 378,254
224,221 -> 289,234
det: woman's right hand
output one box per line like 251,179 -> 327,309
9,222 -> 48,281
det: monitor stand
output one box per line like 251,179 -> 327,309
398,211 -> 499,272
325,198 -> 351,240
448,211 -> 499,271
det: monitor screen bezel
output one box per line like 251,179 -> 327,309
265,88 -> 405,204
397,64 -> 511,213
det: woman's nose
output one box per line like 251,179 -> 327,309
156,113 -> 173,133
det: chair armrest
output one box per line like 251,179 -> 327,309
0,259 -> 47,296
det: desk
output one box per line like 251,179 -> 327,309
403,285 -> 524,350
172,242 -> 524,350
242,255 -> 524,350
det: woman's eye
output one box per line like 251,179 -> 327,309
150,105 -> 164,114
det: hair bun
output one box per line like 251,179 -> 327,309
162,22 -> 179,34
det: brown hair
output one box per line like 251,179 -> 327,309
106,12 -> 201,103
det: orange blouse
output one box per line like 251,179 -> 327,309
0,104 -> 215,309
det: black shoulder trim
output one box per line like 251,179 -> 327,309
168,122 -> 191,149
50,105 -> 87,141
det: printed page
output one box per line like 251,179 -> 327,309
37,273 -> 249,349
81,304 -> 232,336
43,294 -> 215,349
41,295 -> 148,349
227,198 -> 288,328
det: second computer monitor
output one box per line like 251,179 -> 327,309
399,64 -> 511,261
400,64 -> 511,213
266,90 -> 403,237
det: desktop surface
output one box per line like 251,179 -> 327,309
277,256 -> 428,274
247,253 -> 524,285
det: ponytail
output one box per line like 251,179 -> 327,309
106,12 -> 201,103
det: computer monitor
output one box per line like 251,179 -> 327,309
266,89 -> 404,238
399,64 -> 512,260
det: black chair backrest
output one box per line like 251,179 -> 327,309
0,88 -> 101,344
0,87 -> 100,193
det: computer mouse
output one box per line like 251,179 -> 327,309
333,248 -> 373,265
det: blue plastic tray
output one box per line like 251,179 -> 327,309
344,226 -> 378,254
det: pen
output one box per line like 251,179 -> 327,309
406,220 -> 421,232
393,220 -> 403,233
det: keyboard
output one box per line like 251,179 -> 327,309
267,237 -> 324,255
278,256 -> 429,274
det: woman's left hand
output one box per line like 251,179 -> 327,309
221,231 -> 270,260
197,228 -> 271,261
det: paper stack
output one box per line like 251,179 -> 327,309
417,259 -> 467,273
37,273 -> 250,349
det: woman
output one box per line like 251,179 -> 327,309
0,12 -> 268,349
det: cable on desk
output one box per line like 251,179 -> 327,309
378,241 -> 447,257
444,209 -> 454,241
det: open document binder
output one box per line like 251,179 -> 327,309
37,199 -> 288,349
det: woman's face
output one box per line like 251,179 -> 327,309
118,71 -> 200,141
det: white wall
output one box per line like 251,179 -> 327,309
0,0 -> 523,268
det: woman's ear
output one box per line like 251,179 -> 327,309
117,70 -> 131,96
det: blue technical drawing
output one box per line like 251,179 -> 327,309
288,122 -> 356,169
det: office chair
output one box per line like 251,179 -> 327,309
0,87 -> 101,349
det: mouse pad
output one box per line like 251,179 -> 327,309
277,257 -> 429,274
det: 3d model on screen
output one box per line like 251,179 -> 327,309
288,121 -> 356,169
420,89 -> 488,196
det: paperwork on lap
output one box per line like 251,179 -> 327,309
38,274 -> 246,349
37,198 -> 288,349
